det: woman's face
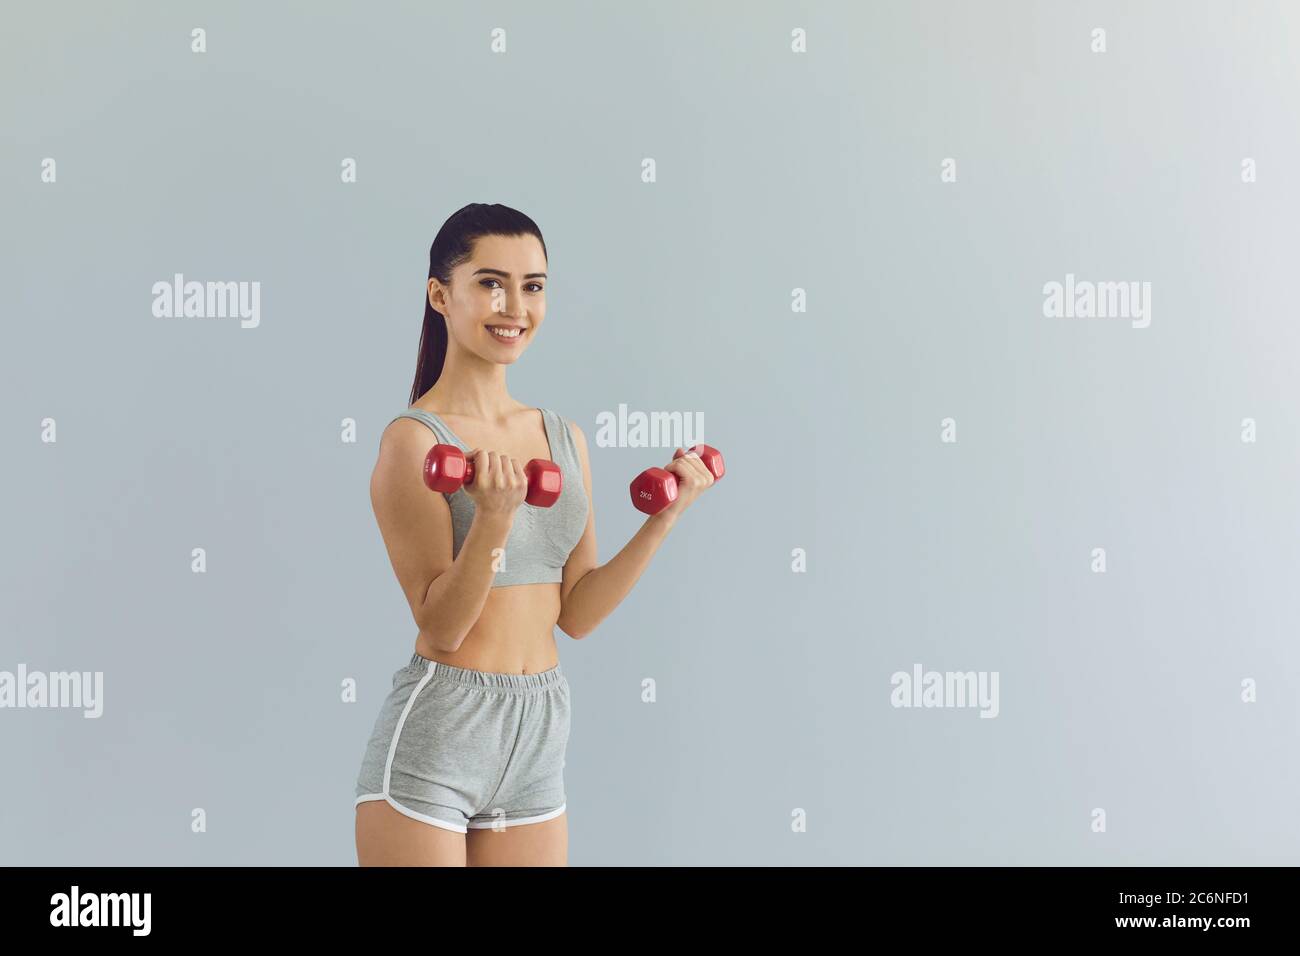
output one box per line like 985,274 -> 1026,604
430,233 -> 547,366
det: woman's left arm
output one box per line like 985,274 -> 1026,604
555,421 -> 715,639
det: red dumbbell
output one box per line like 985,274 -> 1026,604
423,444 -> 563,508
629,445 -> 725,515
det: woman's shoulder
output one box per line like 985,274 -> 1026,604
374,412 -> 447,475
542,409 -> 587,467
562,415 -> 587,445
382,409 -> 440,442
537,405 -> 580,433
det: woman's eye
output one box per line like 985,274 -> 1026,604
481,279 -> 544,293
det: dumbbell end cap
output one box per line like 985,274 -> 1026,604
629,467 -> 677,515
424,444 -> 469,493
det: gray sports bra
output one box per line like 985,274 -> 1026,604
393,407 -> 589,587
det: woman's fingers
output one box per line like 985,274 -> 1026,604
670,449 -> 709,488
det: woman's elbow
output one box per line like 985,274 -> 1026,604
414,608 -> 469,653
557,617 -> 589,640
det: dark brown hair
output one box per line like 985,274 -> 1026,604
409,203 -> 548,405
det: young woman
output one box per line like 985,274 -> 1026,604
353,204 -> 716,866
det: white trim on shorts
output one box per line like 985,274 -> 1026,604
354,659 -> 471,835
354,793 -> 468,834
465,803 -> 567,829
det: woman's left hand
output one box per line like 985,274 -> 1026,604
653,448 -> 717,523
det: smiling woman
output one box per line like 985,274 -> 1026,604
353,203 -> 719,867
408,220 -> 550,406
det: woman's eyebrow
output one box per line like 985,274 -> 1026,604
472,268 -> 548,279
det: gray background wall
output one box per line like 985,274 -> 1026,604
2,0 -> 1297,865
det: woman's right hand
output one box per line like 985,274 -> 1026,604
462,449 -> 529,518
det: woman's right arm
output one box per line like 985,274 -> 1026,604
369,420 -> 525,653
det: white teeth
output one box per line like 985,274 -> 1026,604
488,326 -> 522,338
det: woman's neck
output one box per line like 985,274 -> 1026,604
419,347 -> 520,422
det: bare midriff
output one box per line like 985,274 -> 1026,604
414,581 -> 563,675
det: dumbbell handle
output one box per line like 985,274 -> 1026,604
460,457 -> 482,486
424,444 -> 563,508
459,455 -> 549,487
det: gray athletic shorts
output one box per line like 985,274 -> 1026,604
354,652 -> 570,833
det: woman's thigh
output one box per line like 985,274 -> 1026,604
355,800 -> 466,866
466,812 -> 567,867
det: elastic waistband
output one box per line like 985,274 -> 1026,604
409,652 -> 564,693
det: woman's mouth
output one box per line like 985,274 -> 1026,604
486,325 -> 526,344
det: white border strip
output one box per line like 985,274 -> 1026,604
355,793 -> 468,834
384,660 -> 436,793
465,803 -> 567,829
